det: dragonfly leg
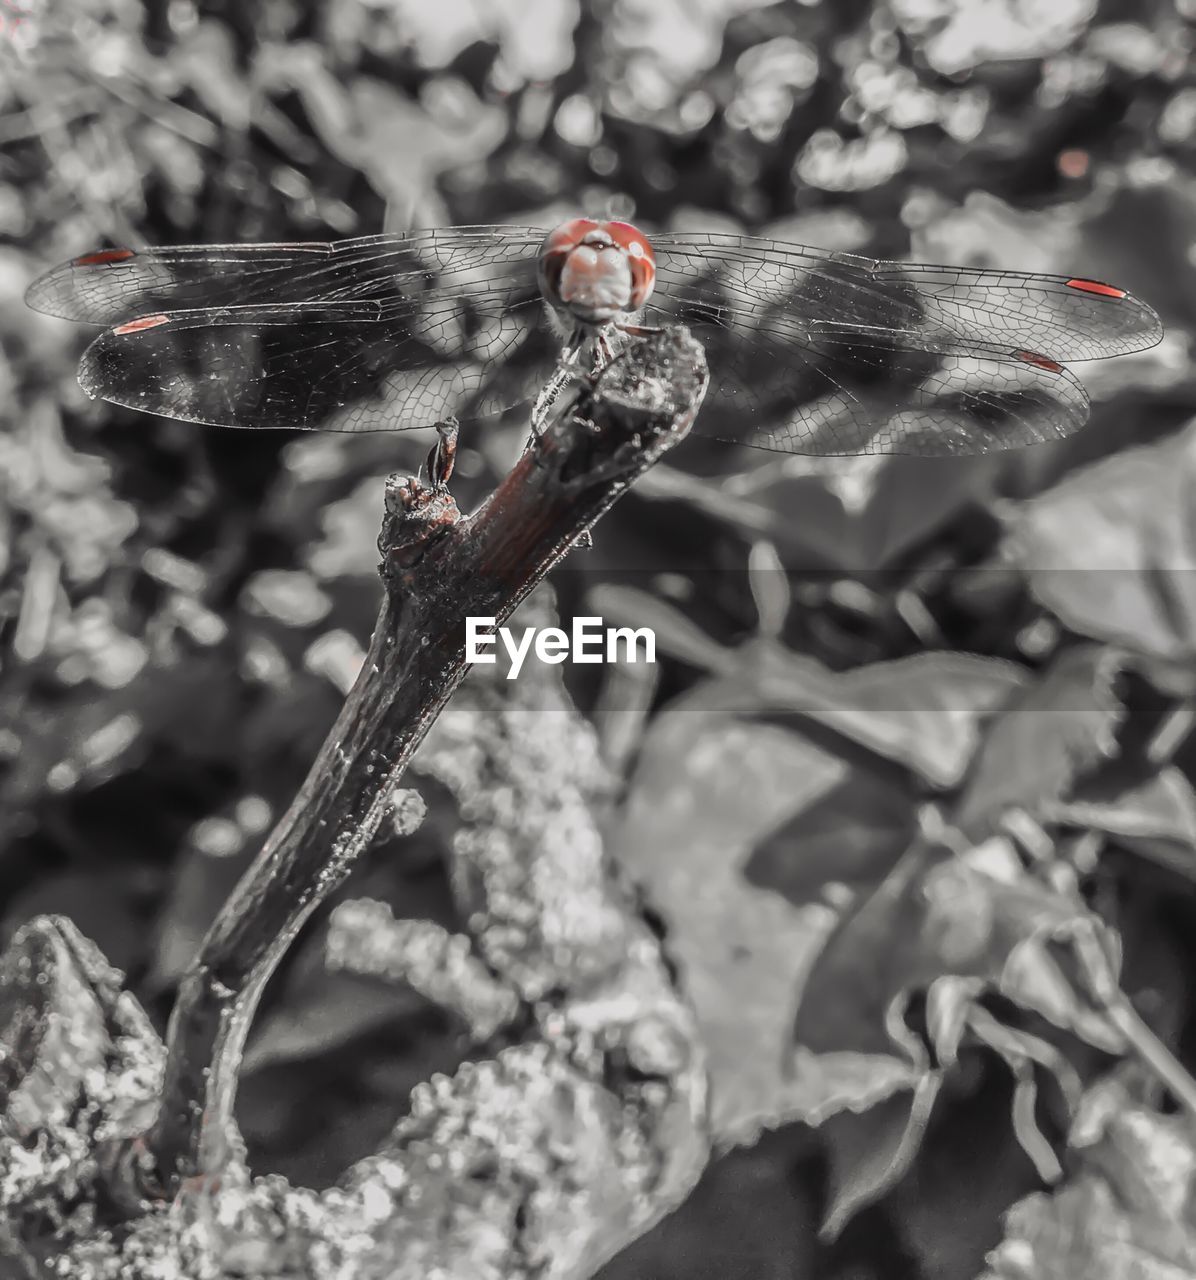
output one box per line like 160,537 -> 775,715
527,325 -> 588,445
528,363 -> 577,438
422,417 -> 460,491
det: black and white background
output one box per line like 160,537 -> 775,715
1,2 -> 1193,1278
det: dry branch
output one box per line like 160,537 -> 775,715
0,325 -> 711,1278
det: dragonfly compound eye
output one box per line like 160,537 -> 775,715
604,221 -> 657,309
537,218 -> 656,322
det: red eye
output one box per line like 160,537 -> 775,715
538,219 -> 603,307
537,217 -> 657,314
540,219 -> 602,256
604,220 -> 656,308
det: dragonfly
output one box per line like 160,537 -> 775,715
25,217 -> 1163,458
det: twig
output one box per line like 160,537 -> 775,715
143,326 -> 708,1193
0,576 -> 710,1277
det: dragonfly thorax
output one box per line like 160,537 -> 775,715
537,218 -> 657,326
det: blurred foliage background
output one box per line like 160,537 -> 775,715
3,0 -> 1196,1277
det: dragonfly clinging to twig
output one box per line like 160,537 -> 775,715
26,216 -> 1163,458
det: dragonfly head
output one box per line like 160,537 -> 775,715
538,218 -> 657,325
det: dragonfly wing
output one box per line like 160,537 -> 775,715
652,232 -> 1162,362
668,319 -> 1091,456
78,295 -> 561,432
649,232 -> 1158,455
26,227 -> 547,325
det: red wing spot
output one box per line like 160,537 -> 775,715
113,314 -> 171,336
1065,277 -> 1126,299
1013,348 -> 1064,374
74,249 -> 136,267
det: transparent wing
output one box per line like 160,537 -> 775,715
76,292 -> 562,433
649,232 -> 1162,456
25,226 -> 547,324
30,224 -> 1163,454
33,227 -> 563,433
676,334 -> 1092,457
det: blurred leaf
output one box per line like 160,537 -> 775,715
0,651 -> 239,821
952,645 -> 1124,841
1006,419 -> 1196,666
149,804 -> 272,990
749,648 -> 1027,790
1046,766 -> 1196,879
2,870 -> 146,976
790,838 -> 1123,1236
1047,765 -> 1196,846
254,47 -> 504,218
593,585 -> 1026,787
751,453 -> 1002,572
172,20 -> 251,131
895,0 -> 1093,74
747,539 -> 788,639
355,76 -> 505,189
599,1129 -> 818,1280
912,191 -> 1083,275
982,1074 -> 1196,1280
638,452 -> 1005,572
745,764 -> 917,909
609,675 -> 841,1147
